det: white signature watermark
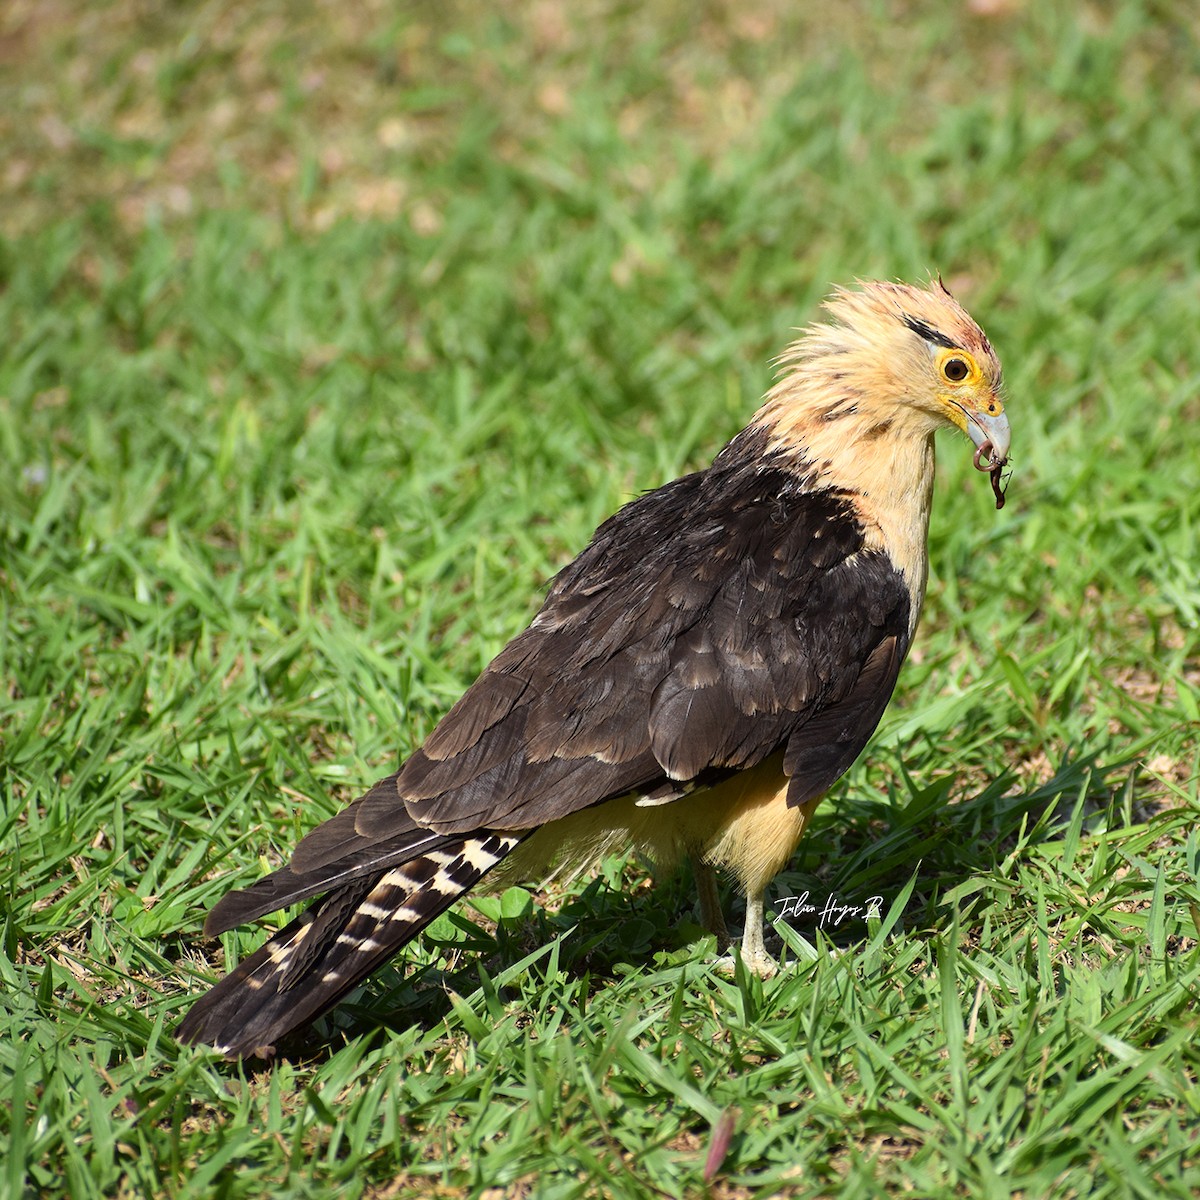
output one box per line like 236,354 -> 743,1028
775,891 -> 884,928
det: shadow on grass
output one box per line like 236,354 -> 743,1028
259,869 -> 692,1063
241,751 -> 1124,1062
772,749 -> 1123,948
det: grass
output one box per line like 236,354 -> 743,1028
2,0 -> 1200,1196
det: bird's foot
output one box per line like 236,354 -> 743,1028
712,918 -> 779,978
741,947 -> 779,979
713,943 -> 779,979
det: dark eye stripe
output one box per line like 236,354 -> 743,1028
901,314 -> 956,350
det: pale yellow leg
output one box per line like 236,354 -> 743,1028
711,888 -> 777,978
739,888 -> 778,978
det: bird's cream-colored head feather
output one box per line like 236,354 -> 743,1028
755,278 -> 1008,472
751,278 -> 1011,617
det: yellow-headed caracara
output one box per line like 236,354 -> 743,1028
178,279 -> 1010,1057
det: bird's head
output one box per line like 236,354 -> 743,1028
758,278 -> 1011,507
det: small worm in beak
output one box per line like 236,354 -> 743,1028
972,439 -> 1010,510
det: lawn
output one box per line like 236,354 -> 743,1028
2,1 -> 1199,1197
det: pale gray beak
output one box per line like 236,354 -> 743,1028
965,408 -> 1010,467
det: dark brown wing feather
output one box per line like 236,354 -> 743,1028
355,430 -> 912,840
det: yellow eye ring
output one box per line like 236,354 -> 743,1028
937,349 -> 979,386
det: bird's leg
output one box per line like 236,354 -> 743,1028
706,881 -> 779,979
692,856 -> 730,948
738,888 -> 778,979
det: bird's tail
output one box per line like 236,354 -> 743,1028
176,830 -> 520,1058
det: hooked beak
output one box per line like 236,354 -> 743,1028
963,406 -> 1010,469
957,403 -> 1011,509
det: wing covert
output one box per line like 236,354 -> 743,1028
356,445 -> 913,839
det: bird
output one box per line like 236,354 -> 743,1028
177,278 -> 1011,1058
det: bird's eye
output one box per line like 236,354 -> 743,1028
942,356 -> 970,383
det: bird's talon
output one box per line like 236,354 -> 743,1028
713,950 -> 778,979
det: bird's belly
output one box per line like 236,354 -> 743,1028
502,753 -> 820,894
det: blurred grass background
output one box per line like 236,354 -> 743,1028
2,1 -> 1199,1197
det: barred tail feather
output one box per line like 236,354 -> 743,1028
201,825 -> 459,936
177,832 -> 520,1057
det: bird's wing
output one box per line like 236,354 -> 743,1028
350,451 -> 912,841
